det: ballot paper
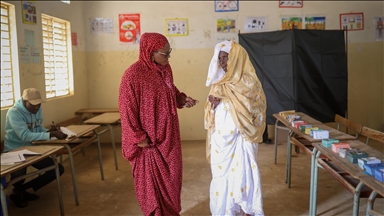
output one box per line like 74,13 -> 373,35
1,149 -> 41,165
60,127 -> 77,140
49,127 -> 77,140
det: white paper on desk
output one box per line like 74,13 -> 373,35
60,126 -> 77,140
0,152 -> 26,164
17,149 -> 42,156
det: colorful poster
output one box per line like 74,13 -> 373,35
90,18 -> 113,34
282,17 -> 303,30
216,18 -> 236,33
21,0 -> 37,24
214,0 -> 239,12
340,13 -> 364,31
279,0 -> 303,8
244,16 -> 267,32
305,16 -> 326,30
374,16 -> 384,41
119,14 -> 141,43
71,32 -> 77,46
165,18 -> 188,36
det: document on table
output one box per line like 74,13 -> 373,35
1,149 -> 41,165
49,127 -> 77,140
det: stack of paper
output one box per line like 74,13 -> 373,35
60,127 -> 77,140
1,149 -> 41,165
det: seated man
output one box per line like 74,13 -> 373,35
3,88 -> 68,208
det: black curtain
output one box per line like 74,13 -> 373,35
239,30 -> 347,124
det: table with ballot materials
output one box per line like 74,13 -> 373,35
310,140 -> 384,216
273,112 -> 356,188
83,112 -> 121,171
1,145 -> 64,216
32,124 -> 101,206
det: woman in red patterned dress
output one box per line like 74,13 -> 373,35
118,32 -> 198,216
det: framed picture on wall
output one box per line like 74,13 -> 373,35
21,0 -> 37,24
340,12 -> 364,31
279,0 -> 303,8
215,0 -> 239,12
165,18 -> 188,36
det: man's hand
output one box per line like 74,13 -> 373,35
208,95 -> 221,109
48,124 -> 60,132
50,131 -> 68,140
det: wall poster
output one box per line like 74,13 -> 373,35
305,16 -> 326,30
90,18 -> 113,34
374,16 -> 384,41
244,16 -> 267,32
216,18 -> 236,33
119,14 -> 141,43
165,18 -> 188,36
214,0 -> 239,12
21,0 -> 37,24
340,12 -> 364,31
279,0 -> 303,8
282,16 -> 303,30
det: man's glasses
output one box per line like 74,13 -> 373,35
156,48 -> 172,58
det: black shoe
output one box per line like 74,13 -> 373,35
23,191 -> 40,201
12,188 -> 39,201
10,193 -> 28,208
263,138 -> 273,144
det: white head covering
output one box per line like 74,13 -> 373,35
206,40 -> 232,87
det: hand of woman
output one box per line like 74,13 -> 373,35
137,137 -> 150,148
184,97 -> 199,108
208,95 -> 221,109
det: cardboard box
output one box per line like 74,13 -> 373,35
322,139 -> 339,148
347,150 -> 369,164
364,163 -> 384,176
312,130 -> 329,139
374,169 -> 384,183
299,124 -> 312,132
358,157 -> 381,170
339,148 -> 358,158
306,127 -> 319,135
332,142 -> 350,153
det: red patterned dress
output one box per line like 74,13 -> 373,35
118,33 -> 186,216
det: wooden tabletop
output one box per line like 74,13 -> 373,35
75,108 -> 119,115
359,176 -> 384,197
313,140 -> 384,179
1,145 -> 63,176
83,112 -> 121,124
32,125 -> 100,144
273,112 -> 356,142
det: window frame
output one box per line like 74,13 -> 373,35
1,2 -> 20,109
41,13 -> 74,100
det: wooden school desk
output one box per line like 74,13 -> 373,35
273,112 -> 356,188
75,108 -> 119,121
83,112 -> 121,170
310,140 -> 384,216
1,145 -> 64,216
32,124 -> 102,206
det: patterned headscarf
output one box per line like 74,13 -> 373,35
204,41 -> 267,161
206,40 -> 232,86
139,32 -> 169,72
138,32 -> 178,115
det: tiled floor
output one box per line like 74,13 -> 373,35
4,135 -> 384,216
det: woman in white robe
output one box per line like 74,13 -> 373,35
204,40 -> 267,216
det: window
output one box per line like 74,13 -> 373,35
1,2 -> 20,108
42,14 -> 73,99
